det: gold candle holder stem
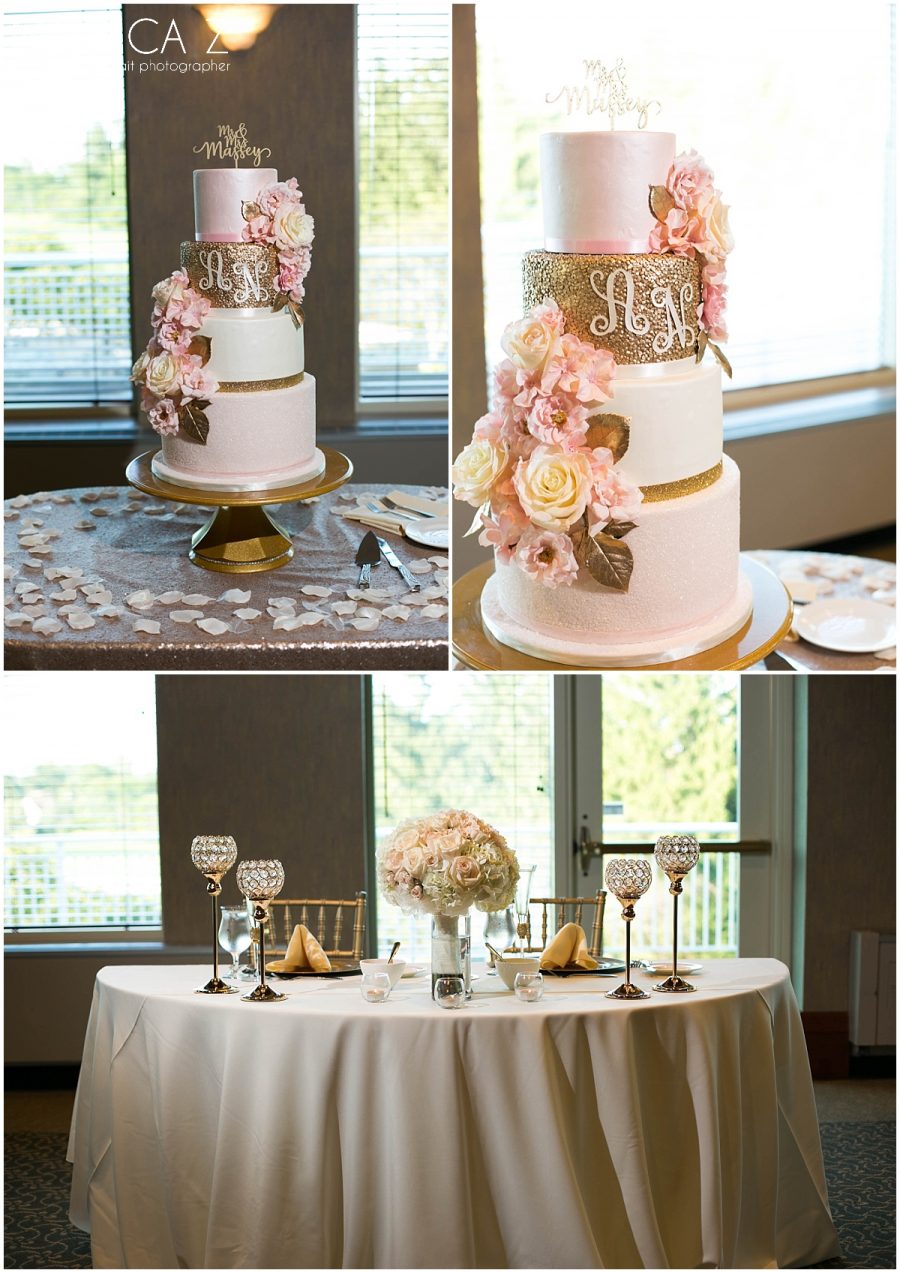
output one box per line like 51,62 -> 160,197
606,905 -> 649,1001
653,875 -> 696,994
195,878 -> 236,995
672,890 -> 678,980
241,902 -> 286,1003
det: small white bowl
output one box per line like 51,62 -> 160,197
495,954 -> 541,991
360,958 -> 406,988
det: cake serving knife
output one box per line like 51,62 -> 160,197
355,531 -> 381,588
375,536 -> 421,592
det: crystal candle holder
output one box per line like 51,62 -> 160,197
653,834 -> 700,994
237,859 -> 286,1003
604,858 -> 652,1002
191,835 -> 238,995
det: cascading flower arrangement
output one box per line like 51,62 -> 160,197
378,810 -> 519,919
242,177 -> 314,327
131,271 -> 218,442
452,297 -> 644,593
648,150 -> 734,371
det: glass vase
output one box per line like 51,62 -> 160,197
431,912 -> 463,993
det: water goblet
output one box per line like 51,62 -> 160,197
236,859 -> 286,1003
604,858 -> 652,1001
484,906 -> 516,974
218,905 -> 252,980
514,971 -> 544,1003
190,835 -> 238,995
360,971 -> 392,1003
433,975 -> 466,1009
653,835 -> 700,994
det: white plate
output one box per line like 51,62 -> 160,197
403,518 -> 449,550
641,961 -> 703,976
401,964 -> 427,978
793,598 -> 896,653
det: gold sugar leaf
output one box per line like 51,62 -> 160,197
649,185 -> 675,221
241,200 -> 262,222
179,399 -> 210,445
288,299 -> 305,329
603,520 -> 637,540
585,413 -> 631,463
708,340 -> 733,379
584,532 -> 634,592
696,329 -> 709,364
188,334 -> 212,366
272,292 -> 289,313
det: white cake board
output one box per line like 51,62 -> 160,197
480,571 -> 755,668
151,448 -> 327,494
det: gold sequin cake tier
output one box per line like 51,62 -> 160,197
180,241 -> 280,309
522,251 -> 701,364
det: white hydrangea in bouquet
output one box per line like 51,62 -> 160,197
378,810 -> 519,918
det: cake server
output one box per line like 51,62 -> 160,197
355,531 -> 381,588
375,537 -> 421,592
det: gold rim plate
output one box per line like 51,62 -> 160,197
541,959 -> 626,977
266,959 -> 361,978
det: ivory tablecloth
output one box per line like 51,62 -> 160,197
4,485 -> 448,669
68,960 -> 840,1269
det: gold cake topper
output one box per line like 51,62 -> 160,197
545,58 -> 660,130
193,122 -> 272,167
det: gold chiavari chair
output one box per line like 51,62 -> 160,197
506,891 -> 607,959
267,891 -> 367,960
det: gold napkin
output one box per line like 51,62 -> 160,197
277,924 -> 332,972
539,922 -> 598,971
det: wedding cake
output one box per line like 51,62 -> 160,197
133,167 -> 325,492
453,130 -> 750,666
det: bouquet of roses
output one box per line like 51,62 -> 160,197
378,810 -> 519,918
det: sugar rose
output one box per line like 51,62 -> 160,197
273,204 -> 315,250
151,270 -> 189,310
703,195 -> 734,260
514,444 -> 593,532
144,352 -> 181,398
501,314 -> 556,372
130,350 -> 150,384
452,437 -> 508,506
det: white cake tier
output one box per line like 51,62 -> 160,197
594,361 -> 722,490
201,309 -> 304,387
492,457 -> 742,650
540,132 -> 675,252
193,168 -> 277,243
152,374 -> 320,492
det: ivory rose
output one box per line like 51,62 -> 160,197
273,203 -> 315,250
702,194 -> 734,260
151,269 -> 189,311
452,437 -> 508,506
501,313 -> 558,373
447,856 -> 482,888
514,444 -> 593,532
130,350 -> 150,384
144,352 -> 181,398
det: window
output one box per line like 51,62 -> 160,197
475,2 -> 895,395
370,673 -> 556,959
4,674 -> 160,933
357,1 -> 449,409
4,2 -> 130,410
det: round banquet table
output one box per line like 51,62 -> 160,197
68,960 -> 840,1269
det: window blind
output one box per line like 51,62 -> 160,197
3,2 -> 131,408
4,674 -> 161,931
371,673 -> 555,959
476,0 -> 895,396
357,2 -> 449,406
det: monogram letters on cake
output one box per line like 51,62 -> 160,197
589,268 -> 695,354
196,248 -> 273,304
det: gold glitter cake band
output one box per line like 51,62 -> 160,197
217,372 -> 305,393
180,241 -> 279,308
639,461 -> 723,502
523,251 -> 701,365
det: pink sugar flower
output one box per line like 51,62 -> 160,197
148,397 -> 179,437
473,411 -> 504,443
478,503 -> 529,563
668,150 -> 716,210
179,356 -> 218,401
515,526 -> 578,587
589,470 -> 644,532
700,278 -> 728,342
527,394 -> 589,448
156,321 -> 193,355
541,333 -> 616,403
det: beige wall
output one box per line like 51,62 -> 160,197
801,675 -> 896,1013
123,4 -> 357,428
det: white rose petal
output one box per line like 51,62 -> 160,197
234,608 -> 261,621
332,601 -> 357,615
126,590 -> 156,610
196,618 -> 230,635
301,585 -> 333,597
22,604 -> 48,618
32,616 -> 63,635
171,610 -> 205,623
74,520 -> 97,531
50,590 -> 78,603
95,606 -> 123,619
156,591 -> 184,605
182,593 -> 214,606
133,619 -> 161,634
382,605 -> 412,621
219,589 -> 252,605
350,616 -> 380,631
10,495 -> 32,508
267,596 -> 295,607
406,560 -> 433,575
67,613 -> 96,631
421,604 -> 448,619
874,646 -> 896,661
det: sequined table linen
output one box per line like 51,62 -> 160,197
4,485 -> 448,670
68,959 -> 839,1269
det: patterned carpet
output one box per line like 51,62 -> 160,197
4,1123 -> 896,1268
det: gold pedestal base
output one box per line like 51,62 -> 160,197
653,975 -> 697,994
195,977 -> 237,995
125,447 -> 353,575
606,981 -> 651,1001
241,983 -> 287,1003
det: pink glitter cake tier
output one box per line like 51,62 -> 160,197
193,168 -> 278,242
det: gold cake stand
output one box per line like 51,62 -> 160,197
126,447 -> 353,574
453,555 -> 793,672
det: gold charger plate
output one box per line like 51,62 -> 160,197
453,555 -> 792,672
541,959 -> 626,978
266,959 -> 361,978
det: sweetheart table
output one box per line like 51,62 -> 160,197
68,960 -> 839,1269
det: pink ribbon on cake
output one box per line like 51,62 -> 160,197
544,236 -> 650,254
195,233 -> 245,243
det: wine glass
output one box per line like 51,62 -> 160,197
653,835 -> 700,994
604,858 -> 652,1002
218,905 -> 252,980
190,835 -> 238,995
514,864 -> 536,954
236,859 -> 286,1003
433,975 -> 466,1009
